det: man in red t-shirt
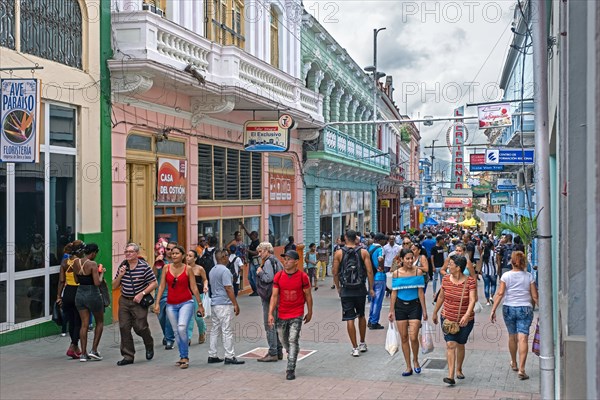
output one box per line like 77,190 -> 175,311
268,250 -> 313,381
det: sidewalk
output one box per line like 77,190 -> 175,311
0,276 -> 540,400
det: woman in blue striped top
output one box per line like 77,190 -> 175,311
388,248 -> 428,376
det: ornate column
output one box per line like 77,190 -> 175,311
329,86 -> 345,123
320,80 -> 336,123
348,99 -> 360,137
307,69 -> 324,92
339,93 -> 352,133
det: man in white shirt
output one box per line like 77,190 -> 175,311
382,235 -> 401,273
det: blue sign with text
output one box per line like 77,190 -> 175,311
485,149 -> 535,165
470,165 -> 505,172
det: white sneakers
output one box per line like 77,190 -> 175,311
352,343 -> 368,357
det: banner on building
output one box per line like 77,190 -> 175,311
157,158 -> 187,203
486,149 -> 535,165
243,114 -> 294,152
269,173 -> 293,204
477,103 -> 512,129
443,197 -> 472,208
0,78 -> 41,163
491,191 -> 510,205
447,106 -> 467,188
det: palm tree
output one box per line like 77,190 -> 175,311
494,216 -> 537,257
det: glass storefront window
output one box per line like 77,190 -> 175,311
199,220 -> 219,245
49,105 -> 76,147
49,153 -> 75,266
15,276 -> 45,323
223,218 -> 242,248
243,216 -> 260,242
269,214 -> 292,247
15,154 -> 45,272
49,272 -> 59,312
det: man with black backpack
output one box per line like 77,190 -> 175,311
332,230 -> 374,357
496,233 -> 514,278
256,242 -> 284,362
198,236 -> 217,296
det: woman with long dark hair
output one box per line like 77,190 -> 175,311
56,241 -> 83,359
411,243 -> 430,293
388,248 -> 427,376
74,243 -> 105,361
432,255 -> 477,386
186,249 -> 208,345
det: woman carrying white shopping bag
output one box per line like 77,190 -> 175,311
388,248 -> 428,376
385,323 -> 400,355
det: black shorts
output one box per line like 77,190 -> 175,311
75,285 -> 103,313
306,268 -> 316,280
441,317 -> 474,345
341,296 -> 366,321
394,299 -> 422,321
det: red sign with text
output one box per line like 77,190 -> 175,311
470,153 -> 485,165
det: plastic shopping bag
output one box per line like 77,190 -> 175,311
202,294 -> 212,318
474,301 -> 483,314
385,323 -> 400,356
420,320 -> 435,355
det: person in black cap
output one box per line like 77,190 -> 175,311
269,249 -> 313,380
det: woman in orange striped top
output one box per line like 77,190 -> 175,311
432,254 -> 477,386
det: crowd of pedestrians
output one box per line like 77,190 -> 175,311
52,225 -> 537,385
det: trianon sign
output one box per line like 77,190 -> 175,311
441,188 -> 473,198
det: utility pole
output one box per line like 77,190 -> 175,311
532,0 -> 555,398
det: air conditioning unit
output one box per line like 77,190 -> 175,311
517,171 -> 525,187
142,3 -> 164,17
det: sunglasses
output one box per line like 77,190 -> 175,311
172,277 -> 178,289
403,242 -> 411,245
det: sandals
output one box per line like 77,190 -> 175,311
518,371 -> 529,380
175,358 -> 190,369
456,372 -> 465,379
510,362 -> 519,371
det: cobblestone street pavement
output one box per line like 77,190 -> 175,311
0,278 -> 540,400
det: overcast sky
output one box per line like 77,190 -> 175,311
303,0 -> 516,168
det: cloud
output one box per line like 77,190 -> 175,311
303,0 -> 516,165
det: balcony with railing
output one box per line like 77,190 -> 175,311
109,10 -> 323,122
306,126 -> 390,174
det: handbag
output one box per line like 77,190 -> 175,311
127,267 -> 155,308
532,318 -> 540,356
99,279 -> 111,308
52,301 -> 63,326
442,278 -> 468,335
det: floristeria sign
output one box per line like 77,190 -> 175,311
0,79 -> 41,162
243,114 -> 294,152
477,103 -> 512,129
157,158 -> 187,203
443,197 -> 472,208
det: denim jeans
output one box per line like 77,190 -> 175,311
277,317 -> 303,371
158,296 -> 175,343
368,279 -> 386,325
187,295 -> 207,340
483,274 -> 497,300
166,299 -> 194,359
261,297 -> 282,356
248,260 -> 259,293
209,305 -> 236,359
432,267 -> 442,294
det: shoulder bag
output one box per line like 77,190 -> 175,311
442,278 -> 467,335
127,266 -> 154,308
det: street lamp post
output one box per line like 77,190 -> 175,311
364,27 -> 386,142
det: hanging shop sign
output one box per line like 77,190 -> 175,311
157,158 -> 187,203
243,114 -> 294,152
470,164 -> 505,172
470,153 -> 485,165
497,178 -> 517,190
380,199 -> 391,208
485,149 -> 535,165
491,191 -> 510,205
426,202 -> 443,209
443,197 -> 472,208
447,106 -> 468,189
0,79 -> 41,163
441,188 -> 473,198
477,102 -> 512,129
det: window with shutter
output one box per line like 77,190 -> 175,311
251,153 -> 262,199
240,152 -> 251,199
198,144 -> 213,200
214,147 -> 226,200
226,148 -> 239,200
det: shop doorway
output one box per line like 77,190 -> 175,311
126,162 -> 154,259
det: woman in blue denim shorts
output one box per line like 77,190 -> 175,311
490,250 -> 539,380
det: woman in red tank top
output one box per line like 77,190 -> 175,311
154,245 -> 204,369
